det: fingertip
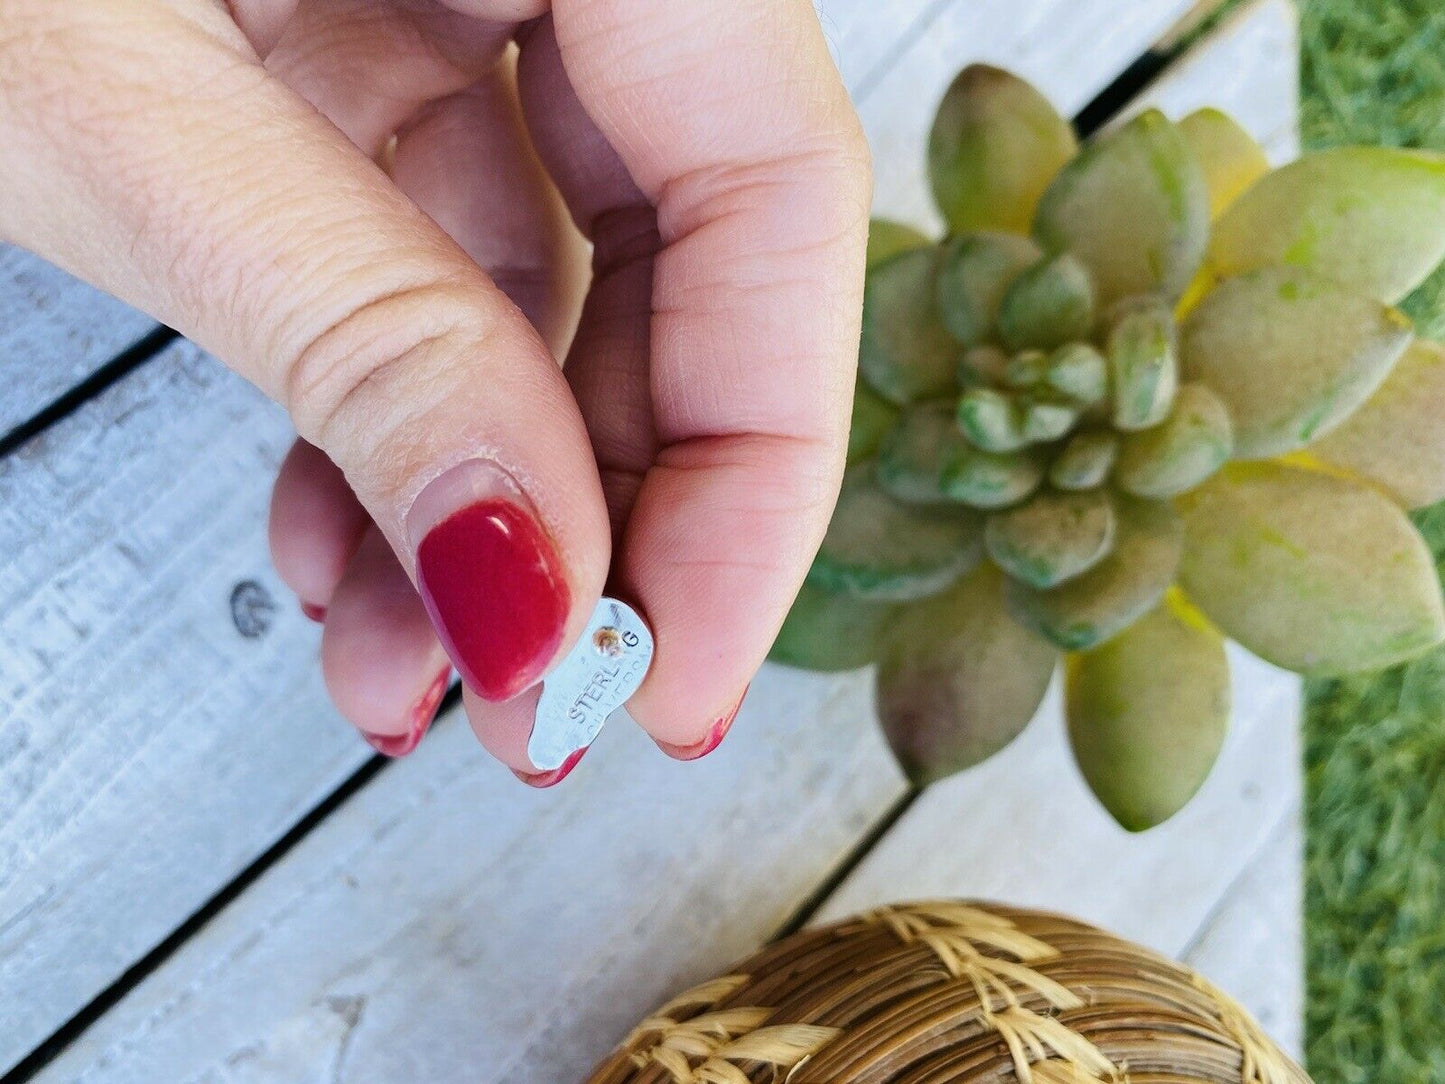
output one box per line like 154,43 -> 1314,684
462,683 -> 543,774
320,527 -> 451,753
652,684 -> 749,761
270,439 -> 370,613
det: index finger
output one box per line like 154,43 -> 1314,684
552,0 -> 871,747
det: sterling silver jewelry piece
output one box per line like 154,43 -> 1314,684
527,596 -> 654,771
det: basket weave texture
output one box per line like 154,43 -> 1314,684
584,900 -> 1309,1084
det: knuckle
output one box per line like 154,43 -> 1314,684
281,280 -> 490,452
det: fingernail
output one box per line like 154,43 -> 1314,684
656,686 -> 749,762
363,666 -> 451,758
512,746 -> 588,789
408,460 -> 571,702
300,602 -> 327,623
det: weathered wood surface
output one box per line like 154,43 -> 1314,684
0,342 -> 361,1070
2,0 -> 1312,1081
0,0 -> 1112,1067
14,1 -> 1297,1080
0,246 -> 156,438
33,671 -> 900,1083
1185,809 -> 1304,1058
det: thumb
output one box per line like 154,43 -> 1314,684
0,1 -> 610,701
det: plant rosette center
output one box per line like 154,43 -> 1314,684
774,65 -> 1445,831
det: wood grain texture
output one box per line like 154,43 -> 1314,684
0,342 -> 362,1070
0,246 -> 156,438
8,0 -> 1231,1081
3,0 -> 1225,1076
0,1 -> 949,1068
36,670 -> 902,1083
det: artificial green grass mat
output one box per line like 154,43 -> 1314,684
1300,0 -> 1445,1078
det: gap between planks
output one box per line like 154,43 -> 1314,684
0,4 -> 1288,1081
6,26 -> 1195,1080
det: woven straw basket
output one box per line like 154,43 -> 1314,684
584,900 -> 1309,1084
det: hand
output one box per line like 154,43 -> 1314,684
0,0 -> 869,781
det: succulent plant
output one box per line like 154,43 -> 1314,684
773,65 -> 1445,831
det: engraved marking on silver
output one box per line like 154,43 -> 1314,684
527,596 -> 654,771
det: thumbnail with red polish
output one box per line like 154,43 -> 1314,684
411,463 -> 570,702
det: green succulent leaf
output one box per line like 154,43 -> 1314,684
848,381 -> 901,465
1114,383 -> 1233,498
1177,462 -> 1445,675
1107,300 -> 1179,431
1044,343 -> 1109,405
879,401 -> 1044,509
956,387 -> 1027,452
1179,266 -> 1413,458
770,582 -> 899,672
928,65 -> 1078,235
1050,430 -> 1118,490
1066,593 -> 1229,831
936,232 -> 1043,345
1007,496 -> 1184,650
810,463 -> 983,601
1309,338 -> 1445,509
1033,109 -> 1209,306
997,253 -> 1096,350
1177,108 -> 1270,219
877,563 -> 1058,785
859,246 -> 959,405
1208,146 -> 1445,303
985,489 -> 1116,588
1019,395 -> 1079,442
867,218 -> 932,268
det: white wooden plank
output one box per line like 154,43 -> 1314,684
814,0 -> 945,95
3,0 -> 1213,1076
0,246 -> 156,436
0,343 -> 365,1070
813,0 -> 1305,969
36,671 -> 902,1083
815,649 -> 1302,956
0,2 -> 939,1068
0,4 -> 947,1069
1184,809 -> 1304,1059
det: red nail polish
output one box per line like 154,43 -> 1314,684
415,499 -> 570,702
363,667 -> 450,758
301,602 -> 327,623
657,686 -> 749,762
512,746 -> 587,789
